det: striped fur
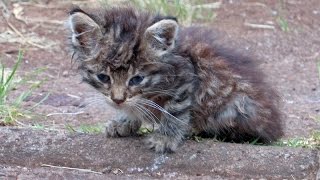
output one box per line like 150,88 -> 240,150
67,7 -> 283,153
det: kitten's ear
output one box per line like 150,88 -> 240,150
145,19 -> 179,55
67,11 -> 103,53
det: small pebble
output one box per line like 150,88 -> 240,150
62,70 -> 69,77
300,165 -> 307,170
111,168 -> 123,175
272,10 -> 278,15
101,166 -> 112,174
284,153 -> 290,159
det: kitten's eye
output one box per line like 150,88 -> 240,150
97,74 -> 110,83
129,75 -> 144,86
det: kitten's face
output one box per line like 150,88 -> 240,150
81,60 -> 174,108
67,8 -> 178,108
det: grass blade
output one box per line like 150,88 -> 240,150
4,50 -> 23,87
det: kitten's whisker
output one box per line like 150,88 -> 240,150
85,98 -> 105,102
131,104 -> 148,122
137,101 -> 183,136
143,90 -> 176,97
85,95 -> 106,101
82,99 -> 106,107
135,103 -> 159,122
128,105 -> 145,123
133,104 -> 153,123
127,100 -> 159,125
162,73 -> 199,78
84,96 -> 105,102
84,98 -> 104,102
135,103 -> 165,129
138,99 -> 188,125
133,104 -> 156,124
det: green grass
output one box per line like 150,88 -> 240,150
277,16 -> 289,32
0,50 -> 26,125
31,123 -> 45,130
275,131 -> 320,149
99,0 -> 218,25
137,126 -> 153,135
276,0 -> 290,32
189,133 -> 320,149
0,50 -> 44,125
66,123 -> 105,134
66,125 -> 154,135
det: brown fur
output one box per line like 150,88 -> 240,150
66,6 -> 283,153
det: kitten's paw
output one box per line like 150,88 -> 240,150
145,133 -> 181,153
105,119 -> 141,137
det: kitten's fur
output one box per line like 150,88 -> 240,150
67,7 -> 283,153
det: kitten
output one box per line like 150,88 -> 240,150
66,7 -> 283,153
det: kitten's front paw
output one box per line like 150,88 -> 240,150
106,119 -> 141,137
145,133 -> 181,153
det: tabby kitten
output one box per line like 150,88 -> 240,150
67,7 -> 283,153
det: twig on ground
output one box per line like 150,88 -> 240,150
0,4 -> 49,49
303,52 -> 319,60
12,3 -> 27,24
243,2 -> 267,7
17,2 -> 64,9
244,22 -> 275,30
13,120 -> 63,132
46,111 -> 85,117
15,119 -> 27,126
67,94 -> 81,99
12,4 -> 63,25
193,2 -> 222,9
41,164 -> 103,175
2,17 -> 47,49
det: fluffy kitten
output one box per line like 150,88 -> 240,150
66,7 -> 283,153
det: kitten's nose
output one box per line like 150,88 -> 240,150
112,98 -> 125,105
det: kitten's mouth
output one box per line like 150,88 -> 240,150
112,103 -> 124,107
111,102 -> 129,109
105,99 -> 126,109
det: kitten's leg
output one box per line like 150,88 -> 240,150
106,111 -> 141,137
146,98 -> 192,153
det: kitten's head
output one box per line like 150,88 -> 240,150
66,7 -> 183,109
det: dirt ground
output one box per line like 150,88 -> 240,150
0,0 -> 319,150
1,128 -> 319,179
0,0 -> 320,178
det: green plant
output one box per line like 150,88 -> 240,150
276,0 -> 290,32
79,124 -> 104,134
0,50 -> 44,125
99,0 -> 219,25
0,50 -> 26,125
65,123 -> 104,134
277,16 -> 289,32
192,135 -> 204,143
275,131 -> 320,149
32,123 -> 45,130
137,126 -> 153,135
